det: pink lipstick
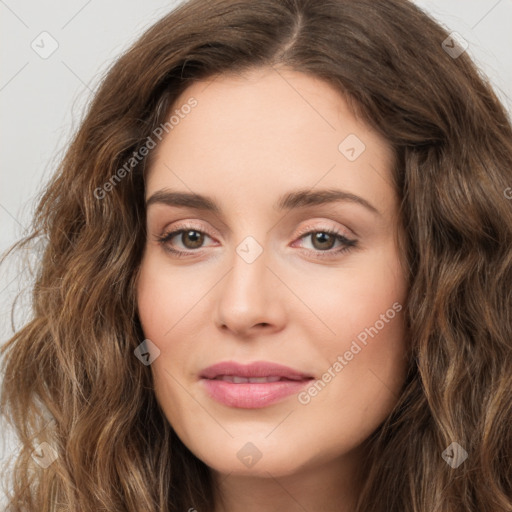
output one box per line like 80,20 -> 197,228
199,360 -> 314,409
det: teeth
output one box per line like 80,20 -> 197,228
216,375 -> 282,383
248,376 -> 281,383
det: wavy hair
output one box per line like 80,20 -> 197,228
1,0 -> 512,510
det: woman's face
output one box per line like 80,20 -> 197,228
137,67 -> 408,479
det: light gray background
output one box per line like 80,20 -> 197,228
1,0 -> 511,503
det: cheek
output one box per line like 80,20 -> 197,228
136,253 -> 202,340
302,242 -> 408,399
297,243 -> 407,348
136,257 -> 194,418
136,253 -> 217,390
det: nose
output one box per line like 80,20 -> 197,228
214,243 -> 286,337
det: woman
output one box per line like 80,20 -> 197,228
1,0 -> 511,511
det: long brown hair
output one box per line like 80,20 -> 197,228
1,0 -> 512,510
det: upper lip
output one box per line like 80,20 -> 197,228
200,361 -> 314,381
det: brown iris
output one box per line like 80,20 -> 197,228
180,230 -> 204,249
311,232 -> 336,251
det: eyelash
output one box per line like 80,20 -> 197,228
155,223 -> 358,260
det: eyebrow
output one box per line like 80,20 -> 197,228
146,188 -> 380,216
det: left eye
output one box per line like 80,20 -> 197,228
157,229 -> 211,251
298,230 -> 348,251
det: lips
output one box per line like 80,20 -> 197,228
200,360 -> 314,381
199,361 -> 315,409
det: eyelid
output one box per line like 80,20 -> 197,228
155,218 -> 358,260
161,220 -> 220,240
293,220 -> 355,240
158,218 -> 353,244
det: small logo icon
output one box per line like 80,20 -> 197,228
442,441 -> 468,468
30,31 -> 59,59
31,442 -> 58,468
442,32 -> 468,59
134,339 -> 161,365
236,236 -> 263,264
338,134 -> 366,161
237,442 -> 263,468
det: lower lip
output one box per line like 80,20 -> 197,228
200,378 -> 313,409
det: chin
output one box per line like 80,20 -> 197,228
183,433 -> 314,478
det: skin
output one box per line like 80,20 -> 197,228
136,66 -> 409,512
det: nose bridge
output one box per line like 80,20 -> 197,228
223,209 -> 270,285
226,233 -> 269,301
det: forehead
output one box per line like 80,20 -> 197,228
145,67 -> 397,217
